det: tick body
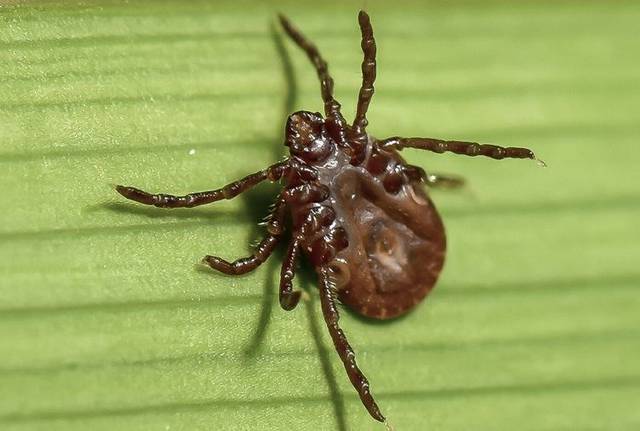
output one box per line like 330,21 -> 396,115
116,11 -> 537,424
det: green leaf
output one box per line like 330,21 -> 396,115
2,1 -> 640,430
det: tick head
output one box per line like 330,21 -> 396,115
285,111 -> 333,163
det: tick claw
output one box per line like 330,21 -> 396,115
535,157 -> 548,168
201,255 -> 220,267
115,184 -> 136,198
280,290 -> 301,310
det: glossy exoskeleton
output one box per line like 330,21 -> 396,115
116,11 -> 538,424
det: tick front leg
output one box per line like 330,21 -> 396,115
278,14 -> 342,118
317,267 -> 385,422
279,238 -> 302,311
382,136 -> 539,162
116,161 -> 288,208
353,10 -> 377,132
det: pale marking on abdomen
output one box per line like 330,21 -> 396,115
372,233 -> 408,275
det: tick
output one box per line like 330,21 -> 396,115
116,11 -> 538,424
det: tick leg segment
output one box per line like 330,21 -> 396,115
382,136 -> 537,161
202,193 -> 288,275
403,165 -> 466,188
116,161 -> 288,208
202,235 -> 280,275
279,238 -> 302,311
283,183 -> 330,205
353,10 -> 377,132
278,14 -> 341,117
318,267 -> 385,422
266,194 -> 288,235
426,172 -> 466,188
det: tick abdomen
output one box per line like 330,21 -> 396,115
286,138 -> 446,319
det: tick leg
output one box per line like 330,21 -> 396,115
283,183 -> 330,205
202,194 -> 288,275
382,136 -> 539,162
278,14 -> 341,117
403,165 -> 466,189
265,193 -> 288,236
279,238 -> 302,311
116,161 -> 288,208
202,235 -> 280,275
426,172 -> 466,188
353,10 -> 376,132
318,267 -> 385,422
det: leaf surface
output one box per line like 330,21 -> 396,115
1,1 -> 640,430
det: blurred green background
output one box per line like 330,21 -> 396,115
1,1 -> 639,430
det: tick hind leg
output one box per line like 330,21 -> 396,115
278,14 -> 341,117
317,267 -> 385,423
403,165 -> 466,189
202,194 -> 288,275
116,161 -> 287,209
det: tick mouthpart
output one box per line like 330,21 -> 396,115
285,111 -> 335,162
285,111 -> 324,141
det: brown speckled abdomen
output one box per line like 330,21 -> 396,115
328,165 -> 446,320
